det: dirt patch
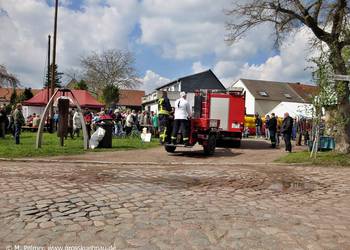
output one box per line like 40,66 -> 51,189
43,139 -> 307,165
2,163 -> 326,194
95,170 -> 327,194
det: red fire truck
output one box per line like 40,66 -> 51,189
164,88 -> 245,155
208,88 -> 246,147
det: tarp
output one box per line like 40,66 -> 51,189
22,89 -> 104,109
267,102 -> 314,118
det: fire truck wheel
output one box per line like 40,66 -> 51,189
165,145 -> 176,153
203,134 -> 216,156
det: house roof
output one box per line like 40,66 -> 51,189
156,70 -> 226,92
288,83 -> 318,103
22,89 -> 104,109
0,88 -> 41,102
117,89 -> 145,107
65,79 -> 78,89
239,79 -> 306,103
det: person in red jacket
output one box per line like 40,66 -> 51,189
83,108 -> 92,139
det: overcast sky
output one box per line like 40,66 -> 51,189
0,0 -> 316,93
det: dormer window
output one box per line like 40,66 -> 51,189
259,91 -> 268,97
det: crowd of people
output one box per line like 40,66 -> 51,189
48,90 -> 190,147
53,107 -> 160,140
0,103 -> 163,145
251,112 -> 312,153
0,103 -> 26,144
1,96 -> 313,152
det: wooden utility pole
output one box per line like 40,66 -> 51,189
47,34 -> 51,103
50,0 -> 59,132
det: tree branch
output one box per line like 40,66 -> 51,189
313,0 -> 323,21
0,65 -> 19,88
331,0 -> 347,37
80,49 -> 140,93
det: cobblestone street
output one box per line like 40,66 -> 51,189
2,0 -> 350,248
0,141 -> 350,249
0,148 -> 349,250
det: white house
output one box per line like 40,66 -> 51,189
142,70 -> 226,113
229,79 -> 316,116
142,91 -> 181,113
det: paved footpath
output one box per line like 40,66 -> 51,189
0,144 -> 350,249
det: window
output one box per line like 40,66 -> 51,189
258,91 -> 268,97
284,93 -> 292,99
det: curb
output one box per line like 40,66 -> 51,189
0,157 -> 309,167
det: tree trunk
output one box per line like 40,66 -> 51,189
335,101 -> 350,153
329,44 -> 350,154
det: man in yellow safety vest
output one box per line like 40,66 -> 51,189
158,91 -> 172,144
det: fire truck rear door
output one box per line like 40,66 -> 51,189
210,97 -> 229,130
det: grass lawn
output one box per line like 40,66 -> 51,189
0,132 -> 160,158
276,150 -> 350,166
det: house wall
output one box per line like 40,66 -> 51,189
0,100 -> 9,106
23,106 -> 45,119
159,82 -> 181,92
150,103 -> 158,113
144,103 -> 159,113
142,92 -> 195,114
254,100 -> 280,116
231,80 -> 255,115
186,93 -> 195,112
142,91 -> 180,114
116,105 -> 142,112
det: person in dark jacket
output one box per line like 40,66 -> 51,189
12,103 -> 25,144
264,115 -> 270,140
281,112 -> 293,152
268,113 -> 277,148
0,105 -> 7,138
255,113 -> 262,138
66,109 -> 74,139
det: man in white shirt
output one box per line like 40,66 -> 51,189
171,92 -> 192,145
73,110 -> 82,137
125,110 -> 134,135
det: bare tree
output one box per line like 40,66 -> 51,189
63,67 -> 84,84
80,49 -> 140,95
226,0 -> 350,153
0,65 -> 19,88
